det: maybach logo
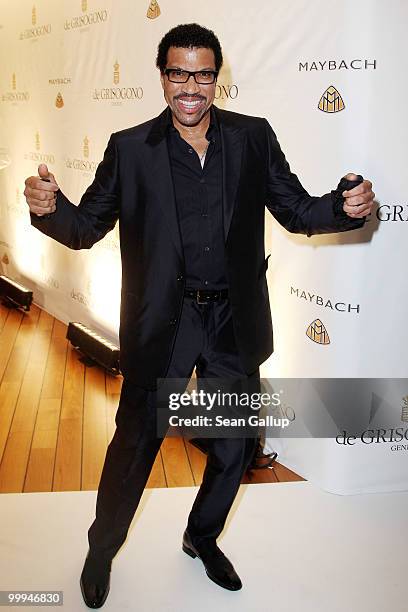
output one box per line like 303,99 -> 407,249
306,319 -> 330,345
291,286 -> 360,314
147,0 -> 161,19
299,59 -> 377,72
92,60 -> 143,103
20,6 -> 51,39
1,74 -> 29,103
55,92 -> 64,108
64,1 -> 108,30
318,85 -> 345,113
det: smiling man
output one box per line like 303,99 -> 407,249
24,23 -> 374,609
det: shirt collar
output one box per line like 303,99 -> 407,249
166,105 -> 219,139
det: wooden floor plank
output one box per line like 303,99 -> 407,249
0,309 -> 23,383
273,461 -> 305,482
184,440 -> 206,485
161,437 -> 195,487
0,307 -> 49,492
0,304 -> 303,493
82,365 -> 108,490
53,345 -> 84,491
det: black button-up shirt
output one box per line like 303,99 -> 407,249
166,107 -> 228,290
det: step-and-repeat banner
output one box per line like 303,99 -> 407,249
0,1 -> 407,492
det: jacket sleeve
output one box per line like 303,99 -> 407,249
264,119 -> 364,236
30,134 -> 120,249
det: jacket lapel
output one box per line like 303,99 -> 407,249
145,106 -> 246,254
145,109 -> 183,260
215,107 -> 246,242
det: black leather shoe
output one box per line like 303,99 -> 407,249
182,530 -> 242,591
80,550 -> 111,609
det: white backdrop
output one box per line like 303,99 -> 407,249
0,1 -> 407,492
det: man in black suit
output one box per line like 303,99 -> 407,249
24,23 -> 374,608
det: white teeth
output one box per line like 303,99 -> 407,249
179,100 -> 201,107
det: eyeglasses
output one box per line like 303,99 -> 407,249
164,69 -> 218,84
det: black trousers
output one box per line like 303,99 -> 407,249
87,296 -> 259,562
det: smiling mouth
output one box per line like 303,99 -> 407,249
175,96 -> 205,113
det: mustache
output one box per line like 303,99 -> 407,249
174,93 -> 206,100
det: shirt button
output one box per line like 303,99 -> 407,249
204,280 -> 209,286
170,318 -> 177,325
188,148 -> 193,154
204,246 -> 210,252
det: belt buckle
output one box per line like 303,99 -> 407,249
196,290 -> 208,305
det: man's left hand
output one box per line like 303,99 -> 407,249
342,173 -> 375,218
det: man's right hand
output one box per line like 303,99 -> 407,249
24,163 -> 59,217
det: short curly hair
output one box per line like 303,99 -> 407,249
156,23 -> 223,73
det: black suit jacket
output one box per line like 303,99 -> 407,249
30,106 -> 364,388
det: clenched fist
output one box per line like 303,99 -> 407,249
24,163 -> 59,217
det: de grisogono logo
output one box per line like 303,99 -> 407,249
24,132 -> 55,165
376,204 -> 408,222
402,396 -> 408,423
214,84 -> 239,101
66,136 -> 97,174
64,0 -> 108,31
306,319 -> 330,345
19,5 -> 51,40
6,188 -> 26,219
147,0 -> 161,19
92,60 -> 143,105
1,74 -> 29,104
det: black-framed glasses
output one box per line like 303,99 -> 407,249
164,68 -> 218,84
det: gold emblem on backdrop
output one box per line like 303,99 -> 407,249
318,85 -> 345,113
12,73 -> 16,90
402,396 -> 408,423
147,0 -> 161,19
35,131 -> 40,151
83,136 -> 89,158
82,0 -> 88,13
55,92 -> 64,108
32,6 -> 37,26
306,319 -> 330,345
2,253 -> 9,265
113,60 -> 120,84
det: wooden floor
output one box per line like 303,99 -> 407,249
0,302 -> 303,493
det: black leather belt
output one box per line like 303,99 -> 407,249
184,288 -> 229,304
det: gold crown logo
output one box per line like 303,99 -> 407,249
32,6 -> 37,26
35,131 -> 40,151
306,319 -> 330,345
147,0 -> 161,19
82,0 -> 88,13
318,85 -> 345,113
83,136 -> 89,158
113,60 -> 120,85
402,396 -> 408,422
12,73 -> 16,90
55,92 -> 64,109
